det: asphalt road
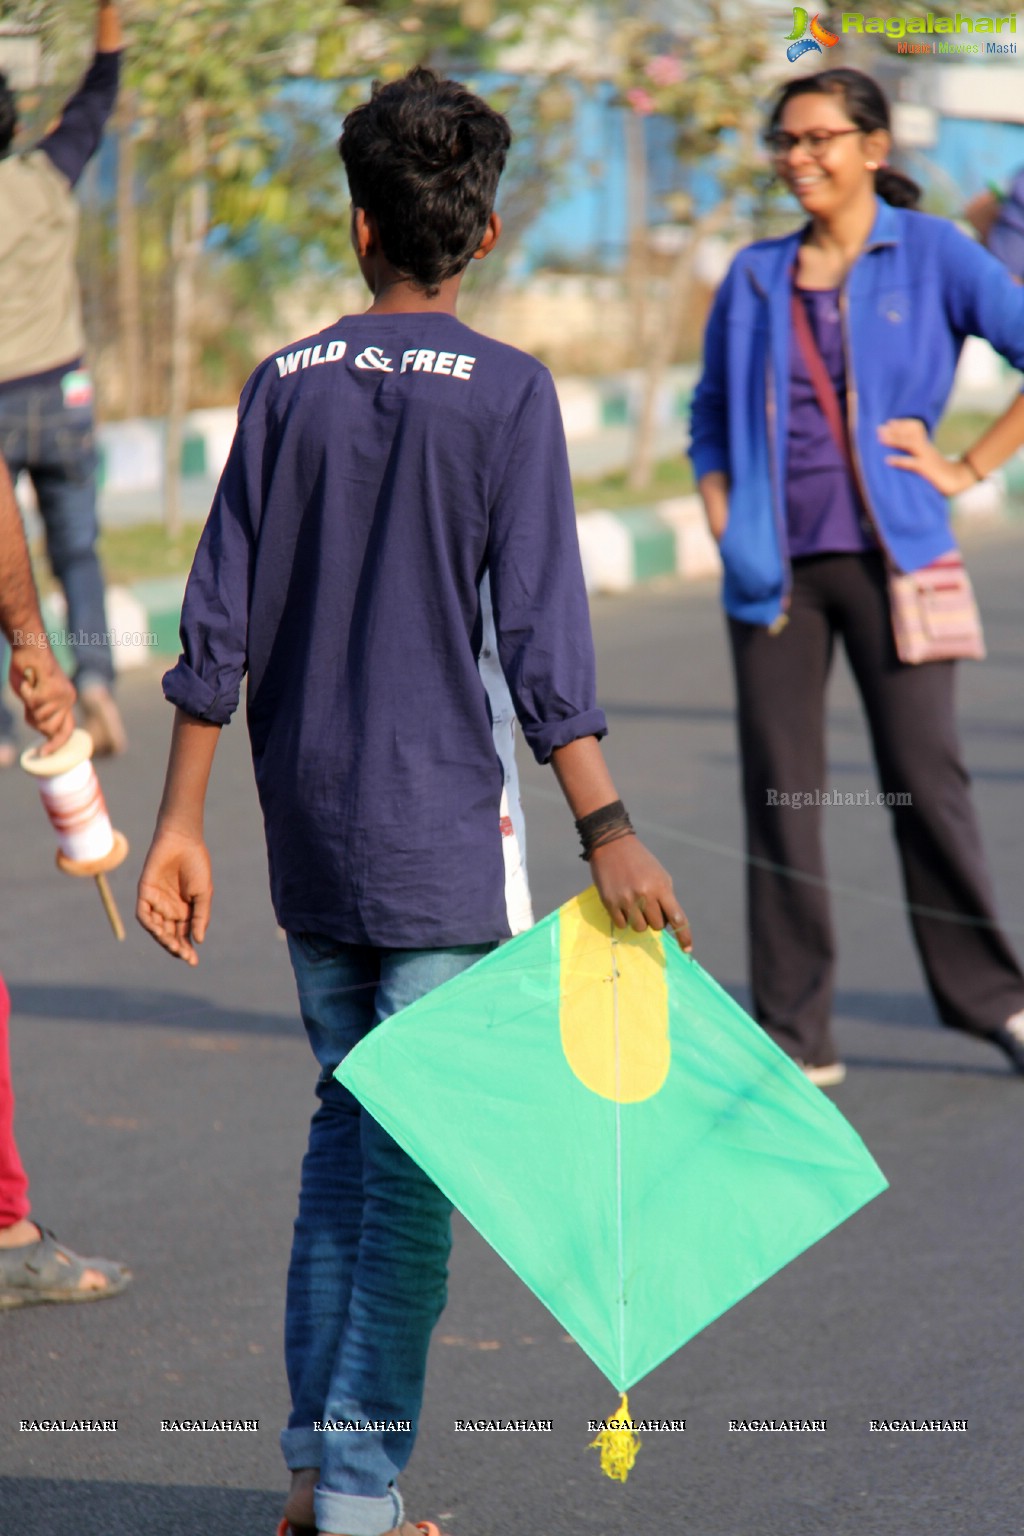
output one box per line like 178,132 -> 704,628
1,521 -> 1023,1536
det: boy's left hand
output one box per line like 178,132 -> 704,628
877,418 -> 977,497
590,835 -> 692,952
136,828 -> 213,966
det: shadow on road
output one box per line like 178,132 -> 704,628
0,1478 -> 278,1536
840,1054 -> 1011,1076
3,983 -> 301,1039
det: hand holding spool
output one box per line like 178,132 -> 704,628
20,727 -> 129,941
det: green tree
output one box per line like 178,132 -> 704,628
7,0 -> 582,531
611,1 -> 772,490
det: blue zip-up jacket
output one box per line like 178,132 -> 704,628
689,199 -> 1024,626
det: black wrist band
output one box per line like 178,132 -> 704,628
576,800 -> 634,861
584,825 -> 637,860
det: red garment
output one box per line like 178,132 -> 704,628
0,972 -> 31,1227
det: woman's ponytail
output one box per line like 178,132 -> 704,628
875,165 -> 921,209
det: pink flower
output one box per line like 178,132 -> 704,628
625,87 -> 656,116
645,54 -> 683,87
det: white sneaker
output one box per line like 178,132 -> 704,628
991,1009 -> 1024,1073
798,1060 -> 847,1088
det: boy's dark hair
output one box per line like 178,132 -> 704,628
339,66 -> 511,296
0,73 -> 17,156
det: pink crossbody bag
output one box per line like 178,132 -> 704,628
790,289 -> 986,665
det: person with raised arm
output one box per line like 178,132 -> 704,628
0,0 -> 126,766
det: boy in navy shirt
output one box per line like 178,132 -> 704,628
137,68 -> 689,1536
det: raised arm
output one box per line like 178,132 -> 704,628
38,0 -> 121,188
98,0 -> 123,54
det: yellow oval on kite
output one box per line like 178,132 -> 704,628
558,886 -> 670,1103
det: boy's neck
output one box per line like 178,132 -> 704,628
365,274 -> 464,316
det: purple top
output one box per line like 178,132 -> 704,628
786,287 -> 874,558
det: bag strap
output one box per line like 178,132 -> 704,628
790,286 -> 853,473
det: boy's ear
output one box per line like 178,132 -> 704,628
472,213 -> 502,261
352,206 -> 379,258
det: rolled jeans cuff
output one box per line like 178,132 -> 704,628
316,1485 -> 404,1536
281,1424 -> 321,1471
280,1429 -> 404,1536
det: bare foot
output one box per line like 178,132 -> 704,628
282,1467 -> 318,1534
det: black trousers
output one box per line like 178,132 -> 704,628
728,552 -> 1024,1067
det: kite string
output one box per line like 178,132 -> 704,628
610,923 -> 626,1389
524,784 -> 1024,937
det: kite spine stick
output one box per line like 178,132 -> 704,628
611,933 -> 626,1388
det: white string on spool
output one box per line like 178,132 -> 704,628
36,753 -> 115,863
21,727 -> 129,941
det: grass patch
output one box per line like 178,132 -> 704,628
573,457 -> 695,513
932,412 -> 993,458
97,521 -> 206,586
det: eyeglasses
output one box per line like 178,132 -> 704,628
765,127 -> 861,158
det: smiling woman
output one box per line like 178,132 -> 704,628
689,66 -> 1024,1084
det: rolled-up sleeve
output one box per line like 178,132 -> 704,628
486,370 -> 607,764
162,416 -> 257,725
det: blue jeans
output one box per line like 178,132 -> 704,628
0,372 -> 113,737
283,934 -> 493,1536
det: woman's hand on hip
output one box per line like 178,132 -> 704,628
877,417 -> 977,497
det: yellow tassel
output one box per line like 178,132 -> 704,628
588,1391 -> 641,1481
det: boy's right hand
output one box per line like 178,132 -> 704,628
136,829 -> 213,966
590,835 -> 693,953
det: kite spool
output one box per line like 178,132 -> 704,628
20,727 -> 129,941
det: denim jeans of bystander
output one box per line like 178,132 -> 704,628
0,373 -> 115,708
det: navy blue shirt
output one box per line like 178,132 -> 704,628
165,312 -> 606,947
786,287 -> 873,558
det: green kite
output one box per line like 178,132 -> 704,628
337,887 -> 887,1476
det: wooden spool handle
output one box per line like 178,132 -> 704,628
95,874 -> 126,942
55,830 -> 130,942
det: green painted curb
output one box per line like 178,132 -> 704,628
130,576 -> 187,656
615,508 -> 678,583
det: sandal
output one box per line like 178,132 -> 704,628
276,1464 -> 448,1536
0,1226 -> 131,1308
277,1514 -> 448,1536
278,1466 -> 318,1536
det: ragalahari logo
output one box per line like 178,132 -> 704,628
785,7 -> 840,60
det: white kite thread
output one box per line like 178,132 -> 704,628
37,757 -> 115,863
